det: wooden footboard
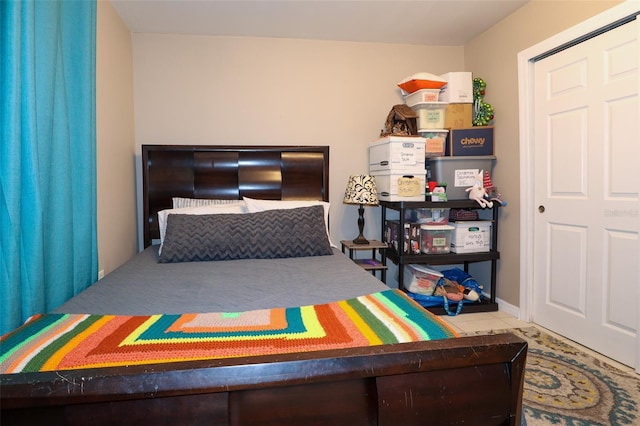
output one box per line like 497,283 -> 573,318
1,333 -> 526,426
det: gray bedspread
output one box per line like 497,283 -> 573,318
55,247 -> 389,315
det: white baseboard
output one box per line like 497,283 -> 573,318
496,297 -> 521,319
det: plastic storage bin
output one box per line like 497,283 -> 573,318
404,208 -> 450,225
418,129 -> 448,157
403,264 -> 443,295
420,224 -> 454,254
412,102 -> 447,130
404,89 -> 441,106
426,155 -> 496,200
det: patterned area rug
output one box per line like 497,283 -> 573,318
473,327 -> 640,426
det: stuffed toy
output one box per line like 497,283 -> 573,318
433,278 -> 480,302
466,170 -> 493,208
433,278 -> 464,302
482,170 -> 507,206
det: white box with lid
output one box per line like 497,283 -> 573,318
450,220 -> 492,253
372,171 -> 426,202
369,136 -> 426,172
439,72 -> 473,103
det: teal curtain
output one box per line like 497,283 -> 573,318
1,0 -> 97,335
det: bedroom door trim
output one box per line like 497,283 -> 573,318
517,1 -> 640,370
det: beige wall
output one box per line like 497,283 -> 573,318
132,34 -> 465,268
464,0 -> 623,306
96,0 -> 136,276
97,0 -> 624,301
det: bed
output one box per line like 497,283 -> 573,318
1,145 -> 527,425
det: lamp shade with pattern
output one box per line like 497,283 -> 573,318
343,175 -> 378,244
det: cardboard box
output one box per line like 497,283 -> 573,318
369,136 -> 426,172
450,221 -> 492,253
444,103 -> 473,129
373,171 -> 426,201
426,156 -> 496,200
439,72 -> 473,103
446,126 -> 494,156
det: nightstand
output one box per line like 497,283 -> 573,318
340,240 -> 388,283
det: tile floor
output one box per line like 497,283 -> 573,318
439,310 -> 530,334
440,311 -> 637,374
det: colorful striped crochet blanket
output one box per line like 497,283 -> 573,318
1,289 -> 457,374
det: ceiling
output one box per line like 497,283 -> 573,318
110,0 -> 529,46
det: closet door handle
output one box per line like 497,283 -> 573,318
538,205 -> 545,213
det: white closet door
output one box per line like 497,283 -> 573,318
532,18 -> 639,368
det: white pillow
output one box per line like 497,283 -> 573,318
157,203 -> 247,253
242,197 -> 335,247
172,197 -> 245,209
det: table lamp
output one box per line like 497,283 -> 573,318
343,174 -> 379,244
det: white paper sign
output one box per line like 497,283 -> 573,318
454,169 -> 480,188
464,232 -> 486,249
391,143 -> 417,166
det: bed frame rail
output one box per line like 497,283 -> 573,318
2,333 -> 526,426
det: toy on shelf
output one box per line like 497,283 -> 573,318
472,78 -> 494,126
427,181 -> 447,202
482,170 -> 507,206
466,170 -> 493,208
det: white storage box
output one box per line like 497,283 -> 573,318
426,156 -> 496,200
369,136 -> 426,172
418,129 -> 448,157
412,102 -> 447,130
439,72 -> 473,103
373,171 -> 426,202
404,89 -> 441,106
451,221 -> 492,253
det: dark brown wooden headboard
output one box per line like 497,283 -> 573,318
141,145 -> 330,247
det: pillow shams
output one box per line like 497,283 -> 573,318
172,197 -> 244,209
158,205 -> 333,263
158,203 -> 247,251
243,197 -> 334,247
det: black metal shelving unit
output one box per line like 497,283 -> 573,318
381,199 -> 501,315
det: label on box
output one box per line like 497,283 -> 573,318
463,232 -> 487,250
433,237 -> 447,247
397,177 -> 421,196
454,169 -> 481,188
395,145 -> 419,166
426,138 -> 445,154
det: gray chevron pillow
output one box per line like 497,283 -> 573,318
158,205 -> 333,263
